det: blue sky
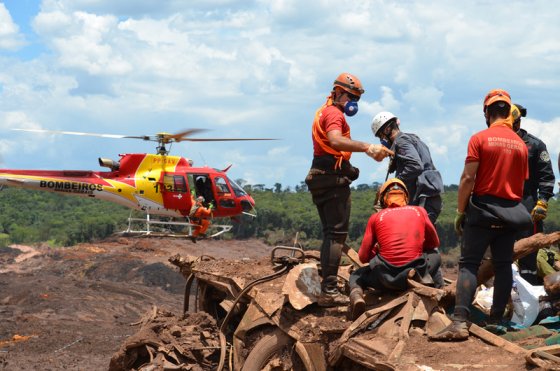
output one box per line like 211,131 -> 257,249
1,0 -> 559,190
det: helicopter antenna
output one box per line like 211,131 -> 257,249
199,151 -> 207,166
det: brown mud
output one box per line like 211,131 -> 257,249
0,237 -> 535,370
0,237 -> 272,370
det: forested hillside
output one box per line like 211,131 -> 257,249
0,186 -> 558,251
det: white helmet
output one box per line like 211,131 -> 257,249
371,111 -> 397,137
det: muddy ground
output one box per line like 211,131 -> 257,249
0,237 -> 273,370
0,237 -> 532,370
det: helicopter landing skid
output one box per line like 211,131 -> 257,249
120,213 -> 232,239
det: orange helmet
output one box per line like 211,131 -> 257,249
483,89 -> 511,112
333,73 -> 365,96
378,178 -> 408,208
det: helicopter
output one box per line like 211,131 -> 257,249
0,128 -> 276,238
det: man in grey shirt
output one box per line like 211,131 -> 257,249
371,112 -> 444,224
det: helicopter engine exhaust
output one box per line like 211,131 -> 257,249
98,158 -> 120,171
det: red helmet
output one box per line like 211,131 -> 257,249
483,89 -> 511,112
333,73 -> 365,96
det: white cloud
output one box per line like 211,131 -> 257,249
0,3 -> 25,50
0,0 -> 559,189
521,118 -> 560,166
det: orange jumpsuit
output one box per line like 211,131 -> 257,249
190,196 -> 212,237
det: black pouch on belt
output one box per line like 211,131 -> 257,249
305,169 -> 351,191
305,155 -> 356,191
467,195 -> 532,230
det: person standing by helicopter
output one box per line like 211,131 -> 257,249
305,72 -> 393,307
189,195 -> 212,243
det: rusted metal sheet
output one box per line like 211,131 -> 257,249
329,294 -> 409,365
281,262 -> 321,310
295,342 -> 327,371
233,302 -> 274,371
251,284 -> 286,317
340,338 -> 396,370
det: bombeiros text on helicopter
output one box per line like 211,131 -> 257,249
0,128 -> 277,239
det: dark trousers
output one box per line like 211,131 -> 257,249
415,195 -> 443,225
311,185 -> 351,291
454,223 -> 516,321
349,250 -> 444,291
516,221 -> 543,285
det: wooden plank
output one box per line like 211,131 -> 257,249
469,324 -> 527,355
342,243 -> 367,268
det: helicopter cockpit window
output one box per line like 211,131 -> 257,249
227,177 -> 248,197
214,177 -> 231,195
174,176 -> 187,192
163,175 -> 187,193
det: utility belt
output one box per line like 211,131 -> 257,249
466,194 -> 532,230
305,155 -> 359,191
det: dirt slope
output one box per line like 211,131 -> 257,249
0,237 -> 533,370
0,237 -> 273,370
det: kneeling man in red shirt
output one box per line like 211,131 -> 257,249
348,178 -> 443,319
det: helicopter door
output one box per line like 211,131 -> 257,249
161,173 -> 190,213
211,176 -> 236,210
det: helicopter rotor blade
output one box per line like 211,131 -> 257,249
179,138 -> 278,142
12,128 -> 278,144
169,129 -> 209,142
12,128 -> 130,139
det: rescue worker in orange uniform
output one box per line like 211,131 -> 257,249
431,89 -> 531,341
348,178 -> 443,320
305,72 -> 393,307
189,195 -> 212,242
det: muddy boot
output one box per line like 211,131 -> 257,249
190,236 -> 197,244
348,287 -> 365,320
429,320 -> 469,341
317,288 -> 349,307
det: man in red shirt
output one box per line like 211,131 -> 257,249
305,72 -> 393,307
348,178 -> 443,319
432,89 -> 532,341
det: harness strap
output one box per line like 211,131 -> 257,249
312,97 -> 351,170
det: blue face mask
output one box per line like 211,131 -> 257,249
344,101 -> 359,116
380,138 -> 391,148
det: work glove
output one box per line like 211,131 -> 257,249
531,200 -> 548,222
454,211 -> 466,236
366,144 -> 394,162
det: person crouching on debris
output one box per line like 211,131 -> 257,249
347,178 -> 444,320
189,196 -> 212,242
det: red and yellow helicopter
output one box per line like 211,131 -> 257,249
0,128 -> 275,238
